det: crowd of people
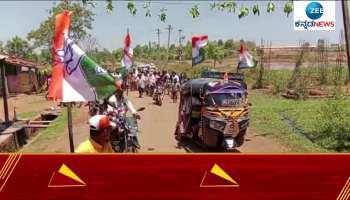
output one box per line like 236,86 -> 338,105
126,68 -> 188,102
76,67 -> 188,153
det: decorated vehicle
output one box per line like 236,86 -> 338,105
175,71 -> 250,151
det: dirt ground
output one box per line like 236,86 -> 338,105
0,93 -> 54,120
2,90 -> 288,153
39,91 -> 288,153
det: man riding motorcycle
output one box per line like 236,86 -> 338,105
107,80 -> 140,120
106,79 -> 141,151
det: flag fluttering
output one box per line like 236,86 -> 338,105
237,43 -> 257,69
47,10 -> 116,102
121,30 -> 133,70
192,35 -> 208,66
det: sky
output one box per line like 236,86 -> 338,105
0,1 -> 344,50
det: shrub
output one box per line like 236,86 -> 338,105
316,96 -> 350,151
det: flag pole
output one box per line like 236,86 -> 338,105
67,103 -> 74,153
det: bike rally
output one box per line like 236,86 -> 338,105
80,66 -> 188,153
39,9 -> 253,154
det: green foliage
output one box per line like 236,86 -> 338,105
4,36 -> 33,59
27,1 -> 94,50
106,0 -> 113,13
127,1 -> 137,16
0,41 -> 3,53
143,1 -> 152,17
190,5 -> 200,18
159,8 -> 167,22
267,1 -> 276,13
88,48 -> 117,65
86,1 -> 296,21
317,96 -> 350,151
210,1 -> 237,12
38,67 -> 52,77
238,7 -> 249,19
224,39 -> 235,49
252,3 -> 260,16
284,0 -> 293,17
249,91 -> 326,152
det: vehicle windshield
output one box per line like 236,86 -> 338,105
204,92 -> 243,107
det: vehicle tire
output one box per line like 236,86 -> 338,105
235,129 -> 247,147
175,125 -> 184,141
216,133 -> 225,152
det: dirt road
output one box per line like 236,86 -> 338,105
30,91 -> 287,153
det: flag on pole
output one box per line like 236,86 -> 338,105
121,30 -> 133,71
192,35 -> 208,66
47,10 -> 116,102
237,43 -> 257,69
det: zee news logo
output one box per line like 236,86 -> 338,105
294,1 -> 335,31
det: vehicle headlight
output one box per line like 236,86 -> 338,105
209,120 -> 226,132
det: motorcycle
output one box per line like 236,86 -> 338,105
109,106 -> 145,153
87,101 -> 107,116
171,83 -> 180,103
153,85 -> 163,106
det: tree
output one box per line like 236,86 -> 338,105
0,41 -> 3,53
112,48 -> 123,61
218,39 -> 224,46
79,35 -> 99,55
206,42 -> 225,68
4,36 -> 33,59
224,39 -> 234,49
27,0 -> 95,62
133,45 -> 142,58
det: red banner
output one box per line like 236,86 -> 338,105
0,154 -> 349,200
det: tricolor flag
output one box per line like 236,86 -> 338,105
121,30 -> 133,71
192,35 -> 208,66
47,10 -> 116,102
237,43 -> 257,69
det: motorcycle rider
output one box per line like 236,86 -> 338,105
107,79 -> 141,149
108,79 -> 140,119
75,115 -> 115,153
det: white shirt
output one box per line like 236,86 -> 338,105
108,95 -> 137,114
173,75 -> 180,83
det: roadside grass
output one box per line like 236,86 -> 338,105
20,108 -> 77,153
249,90 -> 331,153
17,111 -> 38,119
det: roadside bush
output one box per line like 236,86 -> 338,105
316,95 -> 350,151
268,70 -> 290,94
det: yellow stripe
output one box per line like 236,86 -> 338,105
1,155 -> 19,180
341,186 -> 350,200
0,154 -> 21,192
0,154 -> 14,179
0,154 -> 16,179
0,154 -> 14,178
338,178 -> 350,200
341,180 -> 350,200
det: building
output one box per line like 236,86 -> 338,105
0,54 -> 45,94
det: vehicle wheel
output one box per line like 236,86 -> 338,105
235,129 -> 247,147
175,126 -> 184,141
216,133 -> 225,151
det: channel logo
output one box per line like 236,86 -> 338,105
294,1 -> 335,31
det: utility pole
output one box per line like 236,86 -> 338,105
155,28 -> 161,49
165,24 -> 173,66
341,0 -> 350,81
178,29 -> 183,62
